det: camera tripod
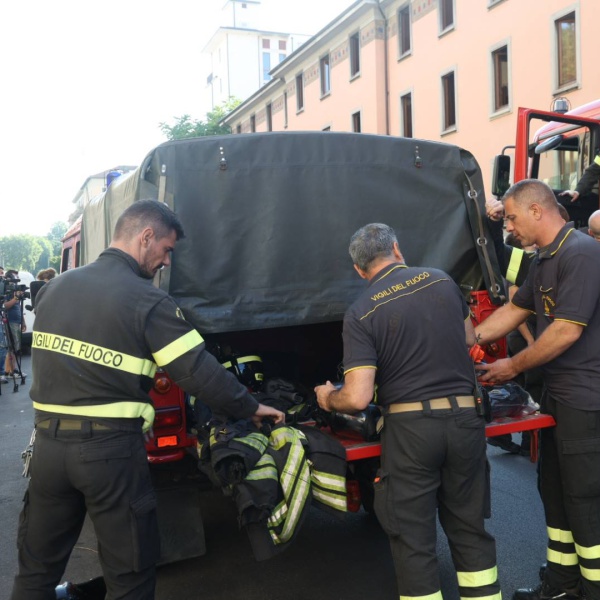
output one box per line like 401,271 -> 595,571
0,302 -> 27,394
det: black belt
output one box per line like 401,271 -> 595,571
37,419 -> 112,431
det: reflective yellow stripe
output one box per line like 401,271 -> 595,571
457,566 -> 498,587
576,542 -> 600,560
460,594 -> 502,600
33,400 -> 155,432
400,592 -> 443,600
152,330 -> 203,367
236,432 -> 269,454
581,566 -> 600,581
222,355 -> 262,369
594,155 -> 600,167
548,526 -> 574,544
33,332 -> 156,377
505,248 -> 524,284
547,548 -> 578,566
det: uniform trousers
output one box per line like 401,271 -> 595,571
11,420 -> 160,600
540,394 -> 600,599
374,404 -> 500,600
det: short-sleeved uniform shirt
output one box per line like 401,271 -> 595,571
342,263 -> 474,407
512,224 -> 600,410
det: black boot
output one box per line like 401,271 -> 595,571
512,581 -> 581,600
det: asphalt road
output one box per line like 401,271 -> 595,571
1,355 -> 548,600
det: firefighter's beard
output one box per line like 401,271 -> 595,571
139,260 -> 162,279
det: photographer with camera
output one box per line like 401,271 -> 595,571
3,269 -> 27,374
0,266 -> 8,383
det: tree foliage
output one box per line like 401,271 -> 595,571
159,98 -> 241,140
0,221 -> 67,275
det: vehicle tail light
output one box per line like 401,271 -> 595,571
154,374 -> 172,394
153,407 -> 182,429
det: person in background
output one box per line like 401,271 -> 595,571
36,268 -> 57,282
587,209 -> 600,241
3,269 -> 26,368
0,265 -> 8,383
316,223 -> 500,600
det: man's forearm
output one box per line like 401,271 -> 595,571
475,302 -> 529,345
511,320 -> 583,373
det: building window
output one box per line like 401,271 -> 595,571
400,92 -> 413,138
439,0 -> 454,33
250,115 -> 256,133
320,54 -> 331,96
279,40 -> 286,51
350,32 -> 360,77
398,5 -> 411,57
236,124 -> 241,134
492,45 -> 509,112
284,91 -> 288,127
555,11 -> 577,89
262,39 -> 270,49
266,103 -> 273,132
352,111 -> 361,133
263,52 -> 271,82
441,70 -> 456,132
278,53 -> 286,65
295,74 -> 304,112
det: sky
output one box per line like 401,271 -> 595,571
0,0 -> 354,238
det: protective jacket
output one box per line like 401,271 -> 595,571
202,422 -> 347,560
31,248 -> 258,431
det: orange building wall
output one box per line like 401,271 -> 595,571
226,0 -> 598,197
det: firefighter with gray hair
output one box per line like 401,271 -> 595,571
315,223 -> 500,600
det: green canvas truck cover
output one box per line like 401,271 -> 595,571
81,131 -> 503,334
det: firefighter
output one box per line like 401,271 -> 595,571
559,153 -> 600,204
10,200 -> 284,600
476,180 -> 600,600
315,223 -> 501,600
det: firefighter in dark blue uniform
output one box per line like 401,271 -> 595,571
315,223 -> 501,600
10,200 -> 284,600
477,179 -> 600,600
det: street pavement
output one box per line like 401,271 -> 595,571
1,354 -> 549,600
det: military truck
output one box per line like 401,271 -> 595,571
65,131 -> 505,563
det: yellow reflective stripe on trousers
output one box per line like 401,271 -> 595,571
400,591 -> 443,600
457,566 -> 498,587
33,400 -> 155,432
548,526 -> 574,544
33,332 -> 156,377
460,594 -> 502,600
152,330 -> 203,367
547,548 -> 578,566
580,566 -> 600,581
595,155 -> 600,167
505,248 -> 525,284
575,542 -> 600,560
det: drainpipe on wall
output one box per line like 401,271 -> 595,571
376,0 -> 390,136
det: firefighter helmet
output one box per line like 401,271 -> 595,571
221,354 -> 264,392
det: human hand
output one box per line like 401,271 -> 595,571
476,358 -> 517,384
559,190 -> 579,202
314,380 -> 337,412
485,199 -> 504,221
251,403 -> 285,427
